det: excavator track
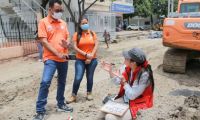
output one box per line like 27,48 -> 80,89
163,49 -> 189,73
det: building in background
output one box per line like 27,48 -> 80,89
111,0 -> 134,30
86,0 -> 116,39
63,0 -> 116,40
0,0 -> 134,41
0,0 -> 135,59
0,0 -> 46,57
0,0 -> 119,43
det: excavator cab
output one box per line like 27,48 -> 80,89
178,1 -> 200,13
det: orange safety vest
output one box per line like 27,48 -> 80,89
115,62 -> 153,119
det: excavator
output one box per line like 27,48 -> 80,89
153,17 -> 164,31
163,0 -> 200,73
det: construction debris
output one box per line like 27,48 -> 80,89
168,95 -> 200,120
148,31 -> 163,39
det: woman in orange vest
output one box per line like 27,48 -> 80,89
67,17 -> 98,103
102,48 -> 154,120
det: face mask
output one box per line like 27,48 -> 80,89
52,12 -> 62,19
81,24 -> 89,30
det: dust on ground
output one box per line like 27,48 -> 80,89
0,34 -> 200,120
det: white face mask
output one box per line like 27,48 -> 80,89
52,12 -> 62,20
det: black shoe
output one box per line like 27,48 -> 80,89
33,112 -> 45,120
57,104 -> 73,112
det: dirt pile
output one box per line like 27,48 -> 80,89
168,96 -> 200,120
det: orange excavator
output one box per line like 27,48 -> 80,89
163,0 -> 200,73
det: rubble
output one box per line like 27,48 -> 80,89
169,95 -> 200,120
148,31 -> 163,39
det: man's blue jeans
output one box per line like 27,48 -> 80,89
36,60 -> 68,113
72,59 -> 98,96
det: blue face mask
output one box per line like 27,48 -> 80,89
81,24 -> 89,30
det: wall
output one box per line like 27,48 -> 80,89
86,12 -> 116,40
113,0 -> 133,6
0,46 -> 24,60
85,0 -> 111,12
128,16 -> 158,27
0,0 -> 10,8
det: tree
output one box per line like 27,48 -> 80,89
41,0 -> 49,18
134,0 -> 153,17
152,0 -> 178,18
62,0 -> 103,31
132,0 -> 154,25
124,0 -> 154,25
124,0 -> 178,25
0,15 -> 6,38
39,0 -> 103,31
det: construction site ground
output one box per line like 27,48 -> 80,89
0,31 -> 200,120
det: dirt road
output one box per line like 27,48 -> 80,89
0,36 -> 200,120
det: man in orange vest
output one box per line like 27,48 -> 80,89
101,48 -> 154,120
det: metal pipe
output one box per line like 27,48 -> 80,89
171,0 -> 174,13
168,0 -> 171,17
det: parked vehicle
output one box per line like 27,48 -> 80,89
126,24 -> 144,30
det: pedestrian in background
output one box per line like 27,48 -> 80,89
103,30 -> 110,48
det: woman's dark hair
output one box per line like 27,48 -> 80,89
129,56 -> 154,92
49,0 -> 62,8
137,62 -> 155,92
145,64 -> 155,92
130,59 -> 154,92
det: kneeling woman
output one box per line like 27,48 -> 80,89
103,48 -> 154,120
